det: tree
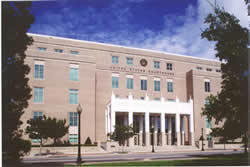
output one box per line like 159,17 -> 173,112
201,7 -> 248,153
47,117 -> 69,145
110,124 -> 135,152
26,116 -> 50,155
2,1 -> 35,163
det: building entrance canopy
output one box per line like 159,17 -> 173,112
106,93 -> 195,147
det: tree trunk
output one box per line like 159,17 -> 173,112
244,132 -> 248,154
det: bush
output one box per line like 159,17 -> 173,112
84,137 -> 92,145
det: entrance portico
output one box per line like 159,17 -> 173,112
106,93 -> 195,147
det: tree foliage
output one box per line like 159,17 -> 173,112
110,124 -> 135,147
46,117 -> 69,145
2,1 -> 35,163
201,7 -> 248,152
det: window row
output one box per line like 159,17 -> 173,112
33,88 -> 79,104
112,56 -> 173,70
34,62 -> 79,81
37,47 -> 79,55
112,76 -> 174,92
196,66 -> 221,73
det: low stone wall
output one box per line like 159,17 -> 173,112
29,146 -> 105,156
197,140 -> 243,150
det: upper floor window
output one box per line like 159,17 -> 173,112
34,62 -> 44,79
216,69 -> 221,73
33,112 -> 43,120
70,50 -> 79,55
126,57 -> 133,65
112,76 -> 119,88
167,81 -> 173,92
206,68 -> 212,72
154,61 -> 160,69
167,63 -> 173,70
168,99 -> 175,102
112,56 -> 119,64
69,112 -> 78,126
204,80 -> 211,92
141,79 -> 147,91
127,78 -> 133,89
154,79 -> 160,91
37,47 -> 47,51
69,89 -> 78,104
34,87 -> 44,103
70,64 -> 79,81
55,49 -> 63,53
196,66 -> 202,70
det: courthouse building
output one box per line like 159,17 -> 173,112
21,33 -> 222,147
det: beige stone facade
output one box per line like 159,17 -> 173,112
21,33 -> 221,147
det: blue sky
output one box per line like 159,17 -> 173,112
29,0 -> 247,59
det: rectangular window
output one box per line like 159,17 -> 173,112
70,50 -> 79,55
33,112 -> 43,120
205,81 -> 211,92
69,112 -> 78,126
37,47 -> 46,51
154,98 -> 160,101
69,89 -> 78,104
112,56 -> 119,64
70,68 -> 79,81
167,82 -> 173,92
55,49 -> 63,53
126,57 -> 133,65
112,76 -> 119,88
141,79 -> 147,90
167,63 -> 173,70
206,68 -> 212,72
127,78 -> 133,89
69,134 -> 78,143
206,117 -> 212,129
154,61 -> 160,69
154,80 -> 160,91
205,99 -> 210,105
196,66 -> 202,70
34,64 -> 44,79
168,99 -> 175,102
216,69 -> 221,72
34,87 -> 44,103
140,97 -> 145,100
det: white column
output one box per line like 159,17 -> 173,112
139,115 -> 143,146
161,113 -> 166,146
111,111 -> 116,133
189,114 -> 195,146
176,113 -> 181,146
128,112 -> 134,147
145,112 -> 150,146
168,116 -> 172,145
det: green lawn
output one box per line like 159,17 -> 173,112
67,153 -> 249,166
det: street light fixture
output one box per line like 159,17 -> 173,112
76,104 -> 83,164
151,123 -> 155,153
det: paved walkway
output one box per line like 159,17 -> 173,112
23,149 -> 243,165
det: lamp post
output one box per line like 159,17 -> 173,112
151,124 -> 155,153
77,104 -> 82,164
200,128 -> 205,151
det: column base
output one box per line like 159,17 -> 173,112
161,132 -> 166,146
190,132 -> 195,146
145,132 -> 150,146
176,132 -> 181,146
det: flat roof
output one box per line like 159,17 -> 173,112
27,33 -> 220,63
